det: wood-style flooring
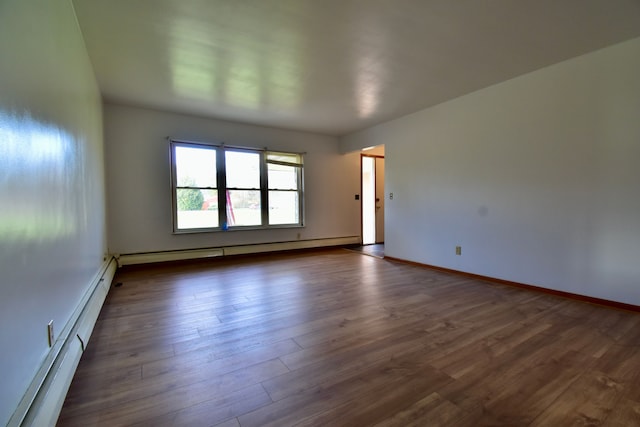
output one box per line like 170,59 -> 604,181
346,244 -> 385,258
57,248 -> 640,426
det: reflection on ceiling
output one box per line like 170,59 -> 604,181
72,0 -> 640,136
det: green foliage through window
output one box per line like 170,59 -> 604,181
176,177 -> 204,211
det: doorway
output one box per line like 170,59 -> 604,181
361,154 -> 384,245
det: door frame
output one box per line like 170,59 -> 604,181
360,153 -> 384,245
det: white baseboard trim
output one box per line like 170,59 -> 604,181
9,257 -> 117,427
117,236 -> 361,266
117,247 -> 224,266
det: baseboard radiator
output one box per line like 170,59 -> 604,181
10,257 -> 118,427
117,236 -> 361,266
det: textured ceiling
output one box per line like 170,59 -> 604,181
72,0 -> 640,136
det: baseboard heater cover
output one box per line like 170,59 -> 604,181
117,236 -> 361,266
9,257 -> 117,427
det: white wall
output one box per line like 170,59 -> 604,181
104,103 -> 361,255
0,0 -> 106,424
340,37 -> 640,306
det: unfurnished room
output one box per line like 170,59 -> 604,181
1,0 -> 640,426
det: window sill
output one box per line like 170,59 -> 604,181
172,224 -> 305,235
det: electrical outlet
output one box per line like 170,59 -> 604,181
47,320 -> 54,347
456,246 -> 462,256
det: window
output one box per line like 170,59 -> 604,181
173,145 -> 218,230
170,140 -> 303,232
267,152 -> 302,225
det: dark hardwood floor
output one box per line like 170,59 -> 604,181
57,248 -> 640,426
346,244 -> 385,258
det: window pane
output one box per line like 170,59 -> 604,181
268,163 -> 298,190
176,189 -> 218,229
175,146 -> 216,187
225,151 -> 260,188
269,191 -> 299,225
226,190 -> 261,226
